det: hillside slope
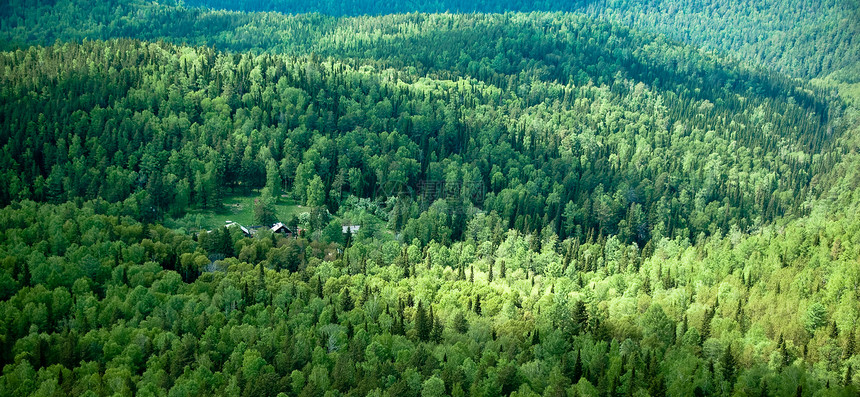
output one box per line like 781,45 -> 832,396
1,2 -> 859,396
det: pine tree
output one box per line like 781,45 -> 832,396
679,315 -> 688,342
242,282 -> 249,308
488,260 -> 494,282
341,288 -> 353,312
432,315 -> 443,343
648,375 -> 667,397
430,306 -> 443,342
474,294 -> 481,315
392,315 -> 404,335
218,226 -> 234,257
701,307 -> 714,342
258,261 -> 265,287
572,300 -> 588,335
845,329 -> 856,359
572,348 -> 583,382
779,335 -> 790,367
736,302 -> 745,331
360,284 -> 370,305
416,301 -> 430,341
500,260 -> 506,278
452,311 -> 468,334
722,345 -> 736,382
402,248 -> 410,278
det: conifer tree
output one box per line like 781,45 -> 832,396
722,345 -> 736,382
415,301 -> 430,341
341,288 -> 353,312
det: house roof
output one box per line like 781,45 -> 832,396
225,221 -> 250,235
271,222 -> 293,233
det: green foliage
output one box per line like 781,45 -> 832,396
0,195 -> 860,395
421,376 -> 445,397
0,1 -> 859,396
253,188 -> 278,225
0,13 -> 840,245
805,302 -> 828,333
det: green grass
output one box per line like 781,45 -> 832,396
170,192 -> 308,232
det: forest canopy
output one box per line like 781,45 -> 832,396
0,0 -> 859,396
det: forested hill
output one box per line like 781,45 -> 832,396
2,0 -> 858,81
175,0 -> 860,80
2,1 -> 860,396
0,28 -> 836,244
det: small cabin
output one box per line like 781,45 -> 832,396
270,222 -> 293,236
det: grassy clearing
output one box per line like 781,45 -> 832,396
170,192 -> 308,232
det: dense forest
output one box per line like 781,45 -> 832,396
1,0 -> 859,396
180,0 -> 860,80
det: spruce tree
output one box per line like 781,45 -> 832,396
722,345 -> 736,382
258,261 -> 265,287
572,300 -> 588,335
701,307 -> 714,341
845,329 -> 857,359
416,301 -> 430,341
341,288 -> 353,312
572,348 -> 583,382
